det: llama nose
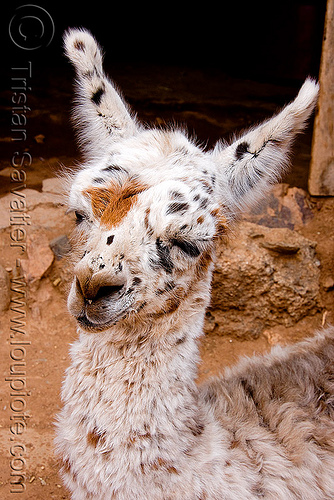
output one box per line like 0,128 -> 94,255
75,260 -> 126,303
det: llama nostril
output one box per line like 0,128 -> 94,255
76,276 -> 83,295
84,284 -> 125,304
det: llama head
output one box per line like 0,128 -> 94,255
64,28 -> 319,334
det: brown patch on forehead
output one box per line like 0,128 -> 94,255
84,179 -> 147,228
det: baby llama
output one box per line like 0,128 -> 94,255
55,28 -> 334,500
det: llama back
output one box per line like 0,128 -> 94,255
200,327 -> 334,498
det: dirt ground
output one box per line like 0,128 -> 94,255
0,62 -> 333,500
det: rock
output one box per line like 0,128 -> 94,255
244,183 -> 314,229
0,264 -> 10,311
29,205 -> 69,230
0,188 -> 64,230
23,188 -> 64,210
323,277 -> 334,291
257,228 -> 307,255
20,231 -> 54,283
205,222 -> 321,339
49,234 -> 71,260
260,239 -> 300,254
42,177 -> 65,195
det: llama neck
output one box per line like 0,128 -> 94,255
64,313 -> 205,448
59,307 -> 226,498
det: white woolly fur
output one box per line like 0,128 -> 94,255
55,29 -> 334,500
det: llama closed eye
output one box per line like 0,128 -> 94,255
170,238 -> 201,258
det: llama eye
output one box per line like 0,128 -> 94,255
74,211 -> 87,225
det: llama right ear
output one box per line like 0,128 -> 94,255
212,78 -> 319,217
63,28 -> 137,159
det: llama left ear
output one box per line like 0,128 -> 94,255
63,28 -> 138,159
212,78 -> 319,216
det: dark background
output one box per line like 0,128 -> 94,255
1,1 -> 328,190
4,1 -> 326,80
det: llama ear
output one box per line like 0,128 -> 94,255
212,79 -> 319,216
63,28 -> 137,159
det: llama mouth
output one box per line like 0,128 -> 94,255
71,283 -> 137,332
76,313 -> 117,332
76,297 -> 135,331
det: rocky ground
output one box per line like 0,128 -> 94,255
0,64 -> 333,499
